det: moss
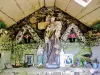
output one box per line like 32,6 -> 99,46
37,65 -> 44,69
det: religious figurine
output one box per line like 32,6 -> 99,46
83,60 -> 88,68
66,56 -> 72,64
37,45 -> 44,66
60,49 -> 65,67
75,58 -> 80,67
43,16 -> 62,68
46,32 -> 59,64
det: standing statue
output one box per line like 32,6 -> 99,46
37,45 -> 44,66
43,17 -> 62,68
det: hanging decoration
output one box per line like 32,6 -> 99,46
15,25 -> 43,44
61,23 -> 86,43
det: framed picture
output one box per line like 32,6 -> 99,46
65,54 -> 73,65
25,54 -> 34,66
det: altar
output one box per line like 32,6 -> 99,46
0,67 -> 96,75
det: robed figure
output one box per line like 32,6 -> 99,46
43,17 -> 62,68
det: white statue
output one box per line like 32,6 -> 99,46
60,49 -> 65,67
37,45 -> 43,55
37,45 -> 44,66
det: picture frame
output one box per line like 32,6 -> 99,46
65,54 -> 73,65
25,54 -> 34,66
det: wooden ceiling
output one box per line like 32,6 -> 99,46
0,0 -> 44,27
55,0 -> 100,27
0,0 -> 100,27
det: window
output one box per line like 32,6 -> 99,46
74,0 -> 92,7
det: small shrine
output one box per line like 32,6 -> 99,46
61,23 -> 86,43
0,4 -> 100,75
15,25 -> 42,44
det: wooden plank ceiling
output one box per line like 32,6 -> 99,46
55,0 -> 100,27
0,0 -> 44,27
0,0 -> 100,27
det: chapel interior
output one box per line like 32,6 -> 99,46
0,0 -> 100,75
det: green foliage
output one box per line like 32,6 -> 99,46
0,32 -> 12,51
11,42 -> 38,64
13,44 -> 24,63
0,21 -> 6,29
92,22 -> 100,31
0,42 -> 12,51
0,34 -> 11,43
37,65 -> 44,69
74,46 -> 92,63
86,31 -> 100,46
80,47 -> 92,55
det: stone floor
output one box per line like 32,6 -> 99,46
1,67 -> 99,75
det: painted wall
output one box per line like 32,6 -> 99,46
0,0 -> 44,27
55,0 -> 100,27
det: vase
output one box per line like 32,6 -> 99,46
92,63 -> 98,69
84,61 -> 88,68
98,63 -> 100,68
